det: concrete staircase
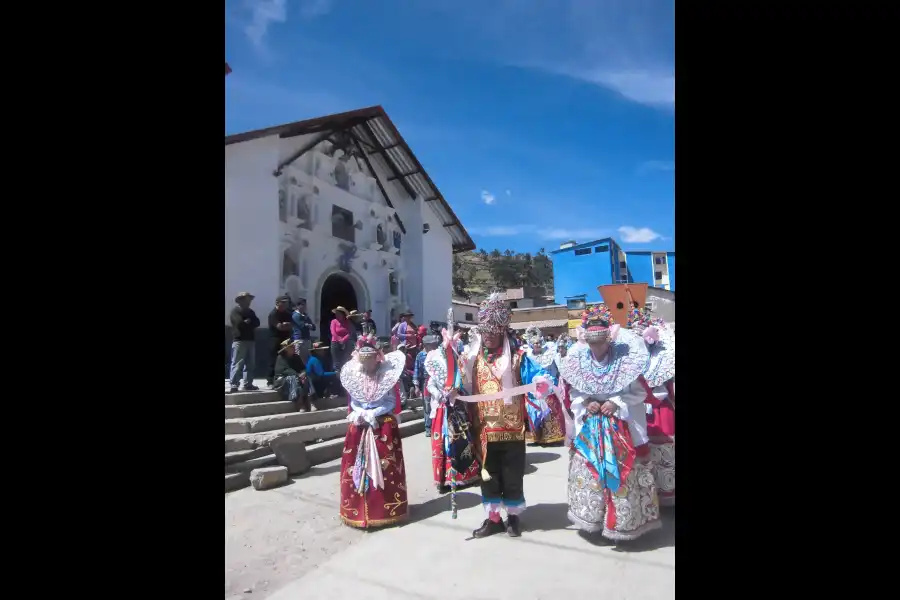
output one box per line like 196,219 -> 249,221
224,382 -> 426,492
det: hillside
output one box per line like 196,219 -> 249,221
452,248 -> 554,301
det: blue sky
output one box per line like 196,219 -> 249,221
225,0 -> 674,255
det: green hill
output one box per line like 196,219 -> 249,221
452,248 -> 555,301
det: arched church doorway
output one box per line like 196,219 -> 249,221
319,273 -> 358,345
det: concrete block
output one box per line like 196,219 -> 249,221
270,438 -> 312,475
225,401 -> 296,419
250,466 -> 288,490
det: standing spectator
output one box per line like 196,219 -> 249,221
266,295 -> 293,389
228,292 -> 260,393
413,334 -> 439,436
391,312 -> 415,349
362,310 -> 377,335
291,298 -> 316,363
329,306 -> 353,391
306,341 -> 336,400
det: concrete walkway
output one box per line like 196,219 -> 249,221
226,431 -> 675,600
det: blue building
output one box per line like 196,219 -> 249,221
550,238 -> 675,308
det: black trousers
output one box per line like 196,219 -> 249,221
479,440 -> 526,507
267,338 -> 285,383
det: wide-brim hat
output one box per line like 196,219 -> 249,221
347,310 -> 362,319
332,306 -> 350,316
278,339 -> 294,353
399,311 -> 415,318
234,292 -> 255,303
312,341 -> 330,350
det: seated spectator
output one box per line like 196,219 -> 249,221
305,341 -> 336,401
273,339 -> 313,412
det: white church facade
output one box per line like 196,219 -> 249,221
224,106 -> 475,341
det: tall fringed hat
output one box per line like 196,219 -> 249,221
629,306 -> 668,345
476,292 -> 512,334
581,304 -> 614,343
524,325 -> 543,346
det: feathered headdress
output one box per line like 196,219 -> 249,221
629,306 -> 666,345
581,304 -> 615,343
476,292 -> 512,334
353,333 -> 384,362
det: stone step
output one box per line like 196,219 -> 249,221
224,406 -> 350,435
224,452 -> 278,474
224,390 -> 282,405
224,415 -> 426,493
224,447 -> 272,466
224,408 -> 423,453
225,401 -> 296,419
225,471 -> 250,493
307,417 -> 427,467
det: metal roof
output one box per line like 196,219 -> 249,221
224,106 -> 475,253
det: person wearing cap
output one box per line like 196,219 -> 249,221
228,292 -> 261,393
329,306 -> 353,390
338,334 -> 409,529
305,341 -> 337,400
291,298 -> 316,364
558,304 -> 662,543
630,307 -> 676,508
273,339 -> 313,412
267,295 -> 294,389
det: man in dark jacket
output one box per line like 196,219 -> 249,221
291,298 -> 316,363
274,339 -> 313,412
267,295 -> 293,388
228,292 -> 261,393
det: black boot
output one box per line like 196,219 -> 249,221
473,518 -> 505,538
506,515 -> 522,537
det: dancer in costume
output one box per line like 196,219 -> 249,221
559,305 -> 662,542
338,334 -> 409,529
521,326 -> 567,446
460,294 -> 532,538
631,308 -> 676,507
425,322 -> 481,497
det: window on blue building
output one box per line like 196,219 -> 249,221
594,245 -> 609,253
655,256 -> 665,265
655,271 -> 663,280
574,248 -> 591,256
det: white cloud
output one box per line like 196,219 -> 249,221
481,190 -> 496,205
637,160 -> 675,174
299,0 -> 334,19
241,0 -> 333,48
618,226 -> 663,243
243,0 -> 287,47
468,224 -> 611,240
424,1 -> 674,109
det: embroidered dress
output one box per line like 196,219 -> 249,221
425,345 -> 481,491
638,326 -> 675,507
338,350 -> 409,529
559,328 -> 662,541
521,342 -> 566,445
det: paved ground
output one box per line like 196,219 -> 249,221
225,431 -> 675,600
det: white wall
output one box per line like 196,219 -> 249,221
225,136 -> 280,323
225,131 -> 460,332
420,200 -> 454,325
